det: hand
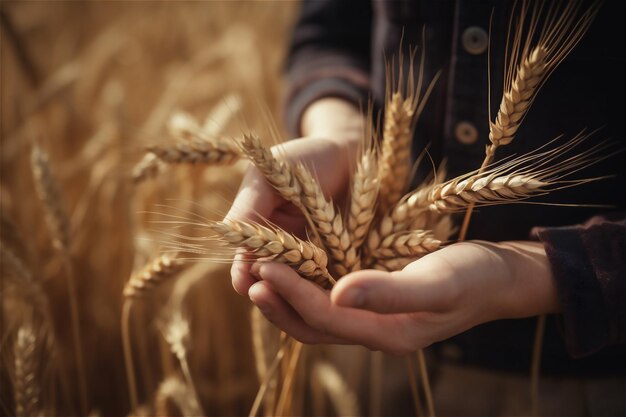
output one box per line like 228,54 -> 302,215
227,98 -> 365,296
247,241 -> 560,355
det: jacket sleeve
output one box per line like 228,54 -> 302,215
284,0 -> 373,137
532,213 -> 626,358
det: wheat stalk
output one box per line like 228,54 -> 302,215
123,253 -> 185,298
347,148 -> 380,251
14,324 -> 41,417
211,219 -> 335,288
30,144 -> 87,414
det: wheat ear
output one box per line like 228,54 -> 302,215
366,230 -> 441,264
30,145 -> 87,414
147,136 -> 240,165
294,163 -> 360,276
347,147 -> 380,251
460,1 -> 600,240
123,253 -> 185,298
211,219 -> 335,288
154,377 -> 202,417
132,153 -> 166,184
31,146 -> 70,251
14,325 -> 41,417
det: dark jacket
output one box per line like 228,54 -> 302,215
284,0 -> 625,375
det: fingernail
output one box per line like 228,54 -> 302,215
250,262 -> 262,278
343,287 -> 365,307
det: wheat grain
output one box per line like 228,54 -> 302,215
211,219 -> 335,288
370,257 -> 417,272
132,153 -> 166,184
14,325 -> 40,417
123,253 -> 185,298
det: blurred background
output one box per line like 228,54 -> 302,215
1,2 -> 416,416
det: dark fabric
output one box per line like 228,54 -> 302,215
284,0 -> 626,375
533,215 -> 626,358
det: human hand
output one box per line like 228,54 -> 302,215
246,241 -> 559,355
227,98 -> 365,295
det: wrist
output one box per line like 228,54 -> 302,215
301,97 -> 365,147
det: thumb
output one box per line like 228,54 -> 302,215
330,267 -> 458,314
225,166 -> 277,223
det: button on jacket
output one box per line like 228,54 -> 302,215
284,0 -> 625,375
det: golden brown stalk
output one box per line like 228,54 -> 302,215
14,324 -> 41,417
294,163 -> 360,276
155,377 -> 202,417
147,136 -> 239,165
123,253 -> 185,299
312,361 -> 360,417
30,145 -> 87,414
160,310 -> 204,416
347,148 -> 380,251
366,230 -> 441,263
211,219 -> 335,288
378,92 -> 415,211
417,349 -> 436,417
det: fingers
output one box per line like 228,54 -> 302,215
330,263 -> 460,314
253,262 -> 412,353
231,248 -> 257,295
225,166 -> 277,223
248,280 -> 345,345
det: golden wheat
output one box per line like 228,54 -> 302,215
211,219 -> 335,288
14,324 -> 40,417
347,148 -> 380,251
123,253 -> 185,298
366,230 -> 441,261
154,378 -> 202,417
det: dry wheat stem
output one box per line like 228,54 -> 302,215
211,219 -> 335,288
417,349 -> 436,417
123,253 -> 185,298
122,301 -> 139,413
405,356 -> 424,417
530,314 -> 547,416
347,148 -> 380,251
249,336 -> 289,417
294,163 -> 360,276
161,311 -> 204,416
312,361 -> 361,417
274,341 -> 303,416
14,325 -> 41,417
